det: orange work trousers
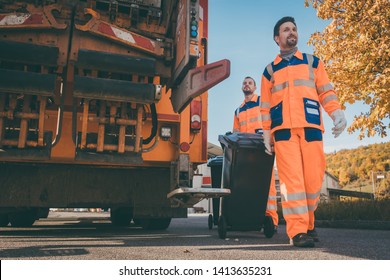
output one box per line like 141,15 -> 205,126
274,127 -> 325,239
266,170 -> 279,227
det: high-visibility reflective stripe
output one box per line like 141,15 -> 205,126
306,54 -> 315,80
308,200 -> 319,212
321,94 -> 338,106
283,205 -> 308,215
317,83 -> 334,94
260,101 -> 270,108
249,116 -> 262,123
281,191 -> 307,201
272,81 -> 289,93
267,204 -> 278,211
271,79 -> 316,93
240,117 -> 260,126
267,64 -> 274,83
282,191 -> 320,202
262,114 -> 271,121
306,191 -> 321,200
294,79 -> 316,88
268,195 -> 278,200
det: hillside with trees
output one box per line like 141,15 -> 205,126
325,142 -> 390,198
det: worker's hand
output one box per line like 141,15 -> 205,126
263,130 -> 273,155
331,109 -> 347,138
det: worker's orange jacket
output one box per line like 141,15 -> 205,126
260,50 -> 341,133
233,94 -> 263,133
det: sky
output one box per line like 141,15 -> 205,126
206,0 -> 389,153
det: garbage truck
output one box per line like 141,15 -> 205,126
0,0 -> 230,229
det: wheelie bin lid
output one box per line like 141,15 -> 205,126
207,155 -> 224,166
218,132 -> 265,150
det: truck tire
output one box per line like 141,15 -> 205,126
138,218 -> 171,230
110,207 -> 133,226
0,213 -> 9,227
8,209 -> 37,227
37,208 -> 50,219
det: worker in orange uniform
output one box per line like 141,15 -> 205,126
233,76 -> 279,232
260,17 -> 347,247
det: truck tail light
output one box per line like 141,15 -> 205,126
190,99 -> 202,132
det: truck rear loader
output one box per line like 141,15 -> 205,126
0,0 -> 230,229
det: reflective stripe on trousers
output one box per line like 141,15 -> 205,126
266,170 -> 279,226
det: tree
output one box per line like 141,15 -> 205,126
304,0 -> 390,139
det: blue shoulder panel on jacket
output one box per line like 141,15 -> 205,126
263,67 -> 271,81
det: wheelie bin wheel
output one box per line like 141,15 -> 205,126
263,216 -> 275,238
208,214 -> 213,229
218,215 -> 227,239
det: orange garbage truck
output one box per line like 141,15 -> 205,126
0,0 -> 230,229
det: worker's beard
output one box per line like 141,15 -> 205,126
243,89 -> 252,95
287,36 -> 297,48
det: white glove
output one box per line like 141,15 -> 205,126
331,109 -> 347,138
263,130 -> 273,155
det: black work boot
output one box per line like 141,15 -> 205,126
291,233 -> 315,248
307,228 -> 320,242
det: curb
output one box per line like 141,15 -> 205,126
277,219 -> 390,230
315,220 -> 390,230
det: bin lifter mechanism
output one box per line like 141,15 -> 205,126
167,187 -> 231,208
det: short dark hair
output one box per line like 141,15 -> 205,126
244,76 -> 256,86
273,16 -> 296,37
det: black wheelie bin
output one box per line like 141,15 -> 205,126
217,132 -> 275,239
207,155 -> 224,229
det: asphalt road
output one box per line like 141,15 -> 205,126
0,211 -> 389,260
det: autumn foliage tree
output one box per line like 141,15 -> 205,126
304,0 -> 389,139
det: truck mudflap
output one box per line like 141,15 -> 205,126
170,59 -> 231,113
167,187 -> 231,208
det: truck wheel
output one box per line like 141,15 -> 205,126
138,218 -> 171,230
8,209 -> 37,227
110,207 -> 133,226
218,215 -> 227,239
37,208 -> 50,219
263,216 -> 275,238
0,213 -> 9,227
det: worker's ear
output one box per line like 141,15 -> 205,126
274,36 -> 280,46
